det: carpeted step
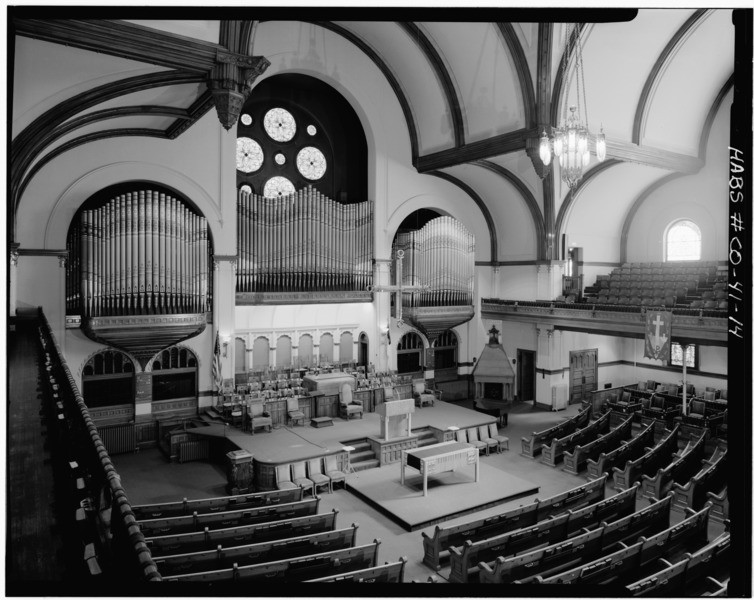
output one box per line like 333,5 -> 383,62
351,458 -> 380,471
350,449 -> 376,463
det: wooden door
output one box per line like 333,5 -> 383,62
569,349 -> 598,404
517,349 -> 536,402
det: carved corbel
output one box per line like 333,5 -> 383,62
209,51 -> 270,130
526,134 -> 552,179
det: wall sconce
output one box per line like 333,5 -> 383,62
221,334 -> 231,357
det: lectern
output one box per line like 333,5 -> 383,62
375,398 -> 415,441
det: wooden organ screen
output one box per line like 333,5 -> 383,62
393,216 -> 474,308
236,185 -> 373,293
66,189 -> 212,317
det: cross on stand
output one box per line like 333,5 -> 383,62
368,249 -> 429,327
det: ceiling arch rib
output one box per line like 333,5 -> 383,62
425,170 -> 498,264
632,9 -> 709,145
497,22 -> 536,129
398,22 -> 464,149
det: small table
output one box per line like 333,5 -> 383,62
311,416 -> 333,428
401,441 -> 479,497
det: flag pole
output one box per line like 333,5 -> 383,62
681,343 -> 688,416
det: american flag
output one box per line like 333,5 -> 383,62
212,331 -> 222,393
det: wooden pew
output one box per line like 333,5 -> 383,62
642,430 -> 707,500
477,493 -> 673,584
563,414 -> 633,474
153,524 -> 359,576
132,488 -> 303,519
605,394 -> 644,427
306,557 -> 407,583
625,529 -> 729,596
162,539 -> 381,582
586,420 -> 655,480
521,405 -> 591,458
138,497 -> 320,537
672,447 -> 726,512
511,499 -> 707,586
541,409 -> 611,467
706,487 -> 728,523
447,482 -> 639,583
146,509 -> 339,556
613,425 -> 679,491
420,475 -> 606,570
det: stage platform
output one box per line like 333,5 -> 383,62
345,459 -> 539,531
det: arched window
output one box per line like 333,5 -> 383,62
82,350 -> 135,408
397,332 -> 424,374
151,346 -> 198,402
665,220 -> 701,261
433,330 -> 458,371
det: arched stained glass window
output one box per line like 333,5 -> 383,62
665,220 -> 701,261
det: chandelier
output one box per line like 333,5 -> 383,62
539,23 -> 606,188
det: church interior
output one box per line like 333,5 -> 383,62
6,6 -> 751,596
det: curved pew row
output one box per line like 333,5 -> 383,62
563,414 -> 633,475
448,482 -> 641,583
162,539 -> 381,583
522,503 -> 713,586
586,420 -> 656,480
541,409 -> 611,467
477,493 -> 675,584
521,405 -> 591,458
672,446 -> 726,512
306,557 -> 407,583
137,497 -> 320,537
146,509 -> 339,556
132,488 -> 303,520
420,475 -> 607,570
153,524 -> 359,576
625,529 -> 730,596
613,425 -> 679,491
641,429 -> 708,500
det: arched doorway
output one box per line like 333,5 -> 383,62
358,332 -> 369,368
397,332 -> 423,375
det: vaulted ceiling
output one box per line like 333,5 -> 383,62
9,9 -> 737,260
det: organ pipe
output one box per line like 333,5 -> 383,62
66,190 -> 212,317
234,185 -> 374,294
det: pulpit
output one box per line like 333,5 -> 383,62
375,399 -> 415,441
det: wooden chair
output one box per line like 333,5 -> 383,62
688,400 -> 706,419
339,384 -> 363,419
324,454 -> 347,490
248,401 -> 272,434
455,428 -> 468,443
307,458 -> 332,494
478,425 -> 499,455
275,465 -> 298,491
413,380 -> 437,408
291,461 -> 314,496
286,397 -> 305,427
488,422 -> 509,451
466,427 -> 488,455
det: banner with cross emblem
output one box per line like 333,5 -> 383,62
644,310 -> 672,361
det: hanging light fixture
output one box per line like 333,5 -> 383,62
539,23 -> 606,188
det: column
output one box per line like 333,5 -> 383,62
9,244 -> 18,317
269,341 -> 276,371
333,340 -> 340,364
537,261 -> 567,300
373,258 -> 391,372
212,255 -> 236,405
535,324 -> 556,409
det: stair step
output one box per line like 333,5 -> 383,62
352,459 -> 380,471
350,450 -> 376,463
417,437 -> 438,447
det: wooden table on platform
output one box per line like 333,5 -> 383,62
401,441 -> 479,497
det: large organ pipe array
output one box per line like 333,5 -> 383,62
393,216 -> 475,307
67,190 -> 211,317
236,186 -> 373,293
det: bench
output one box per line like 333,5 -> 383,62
642,430 -> 707,500
478,493 -> 674,584
162,539 -> 381,583
706,487 -> 728,523
306,557 -> 407,583
138,497 -> 320,537
586,420 -> 655,480
153,524 -> 359,576
420,475 -> 607,570
521,405 -> 591,458
541,409 -> 610,467
145,509 -> 339,556
448,482 -> 639,583
672,447 -> 726,511
612,425 -> 679,491
562,414 -> 633,474
132,488 -> 303,519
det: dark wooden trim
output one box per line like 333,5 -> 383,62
17,248 -> 68,257
306,20 -> 420,166
498,22 -> 536,129
416,127 -> 536,172
543,171 -> 556,259
165,90 -> 214,139
13,18 -> 222,72
619,172 -> 686,263
476,260 -> 543,267
698,74 -> 734,162
579,261 -> 622,268
400,22 -> 464,148
536,23 -> 553,127
632,10 -> 709,145
554,158 -> 621,248
534,358 -> 725,380
426,170 -> 498,264
550,23 -> 585,126
473,159 -> 546,259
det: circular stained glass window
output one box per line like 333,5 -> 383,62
263,107 -> 296,142
264,176 -> 296,198
240,184 -> 252,195
296,147 -> 327,180
240,113 -> 252,126
307,124 -> 317,136
236,137 -> 264,173
275,153 -> 286,165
